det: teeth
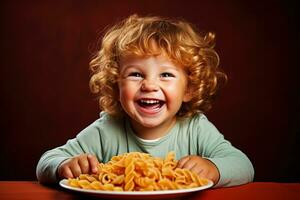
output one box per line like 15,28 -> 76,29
140,99 -> 160,104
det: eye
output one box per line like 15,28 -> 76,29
129,72 -> 143,77
126,72 -> 143,80
160,72 -> 175,78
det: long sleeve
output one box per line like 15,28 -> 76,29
193,115 -> 254,187
36,122 -> 102,184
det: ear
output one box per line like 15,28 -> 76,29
183,87 -> 193,102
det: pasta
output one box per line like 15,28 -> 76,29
67,152 -> 209,191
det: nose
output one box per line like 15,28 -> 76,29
141,78 -> 159,92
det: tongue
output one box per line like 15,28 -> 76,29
140,103 -> 161,110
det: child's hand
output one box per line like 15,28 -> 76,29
57,154 -> 99,179
177,155 -> 220,185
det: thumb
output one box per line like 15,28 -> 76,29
87,154 -> 100,174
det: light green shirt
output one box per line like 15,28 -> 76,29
36,112 -> 254,187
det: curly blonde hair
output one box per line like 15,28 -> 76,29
89,14 -> 227,118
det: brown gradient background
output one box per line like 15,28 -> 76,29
0,0 -> 299,182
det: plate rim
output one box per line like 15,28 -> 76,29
59,178 -> 213,196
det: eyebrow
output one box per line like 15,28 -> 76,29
121,64 -> 140,68
122,63 -> 179,70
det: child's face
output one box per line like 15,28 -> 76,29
118,52 -> 191,135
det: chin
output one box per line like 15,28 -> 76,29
134,118 -> 164,128
139,121 -> 161,128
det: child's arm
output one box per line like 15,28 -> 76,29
177,155 -> 220,185
36,122 -> 102,184
179,114 -> 254,187
57,154 -> 99,179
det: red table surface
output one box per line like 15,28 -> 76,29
0,181 -> 299,200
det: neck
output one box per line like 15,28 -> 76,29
129,117 -> 177,140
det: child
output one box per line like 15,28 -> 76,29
36,14 -> 254,187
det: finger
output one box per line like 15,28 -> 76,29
69,161 -> 82,178
177,156 -> 190,168
190,164 -> 204,176
62,166 -> 74,179
87,154 -> 99,174
78,156 -> 90,174
181,160 -> 197,170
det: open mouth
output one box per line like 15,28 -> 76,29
137,99 -> 165,110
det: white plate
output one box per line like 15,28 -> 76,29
59,179 -> 213,199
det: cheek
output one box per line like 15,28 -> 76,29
165,85 -> 178,95
118,88 -> 131,111
164,81 -> 187,97
119,88 -> 129,101
163,85 -> 183,104
118,83 -> 136,101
